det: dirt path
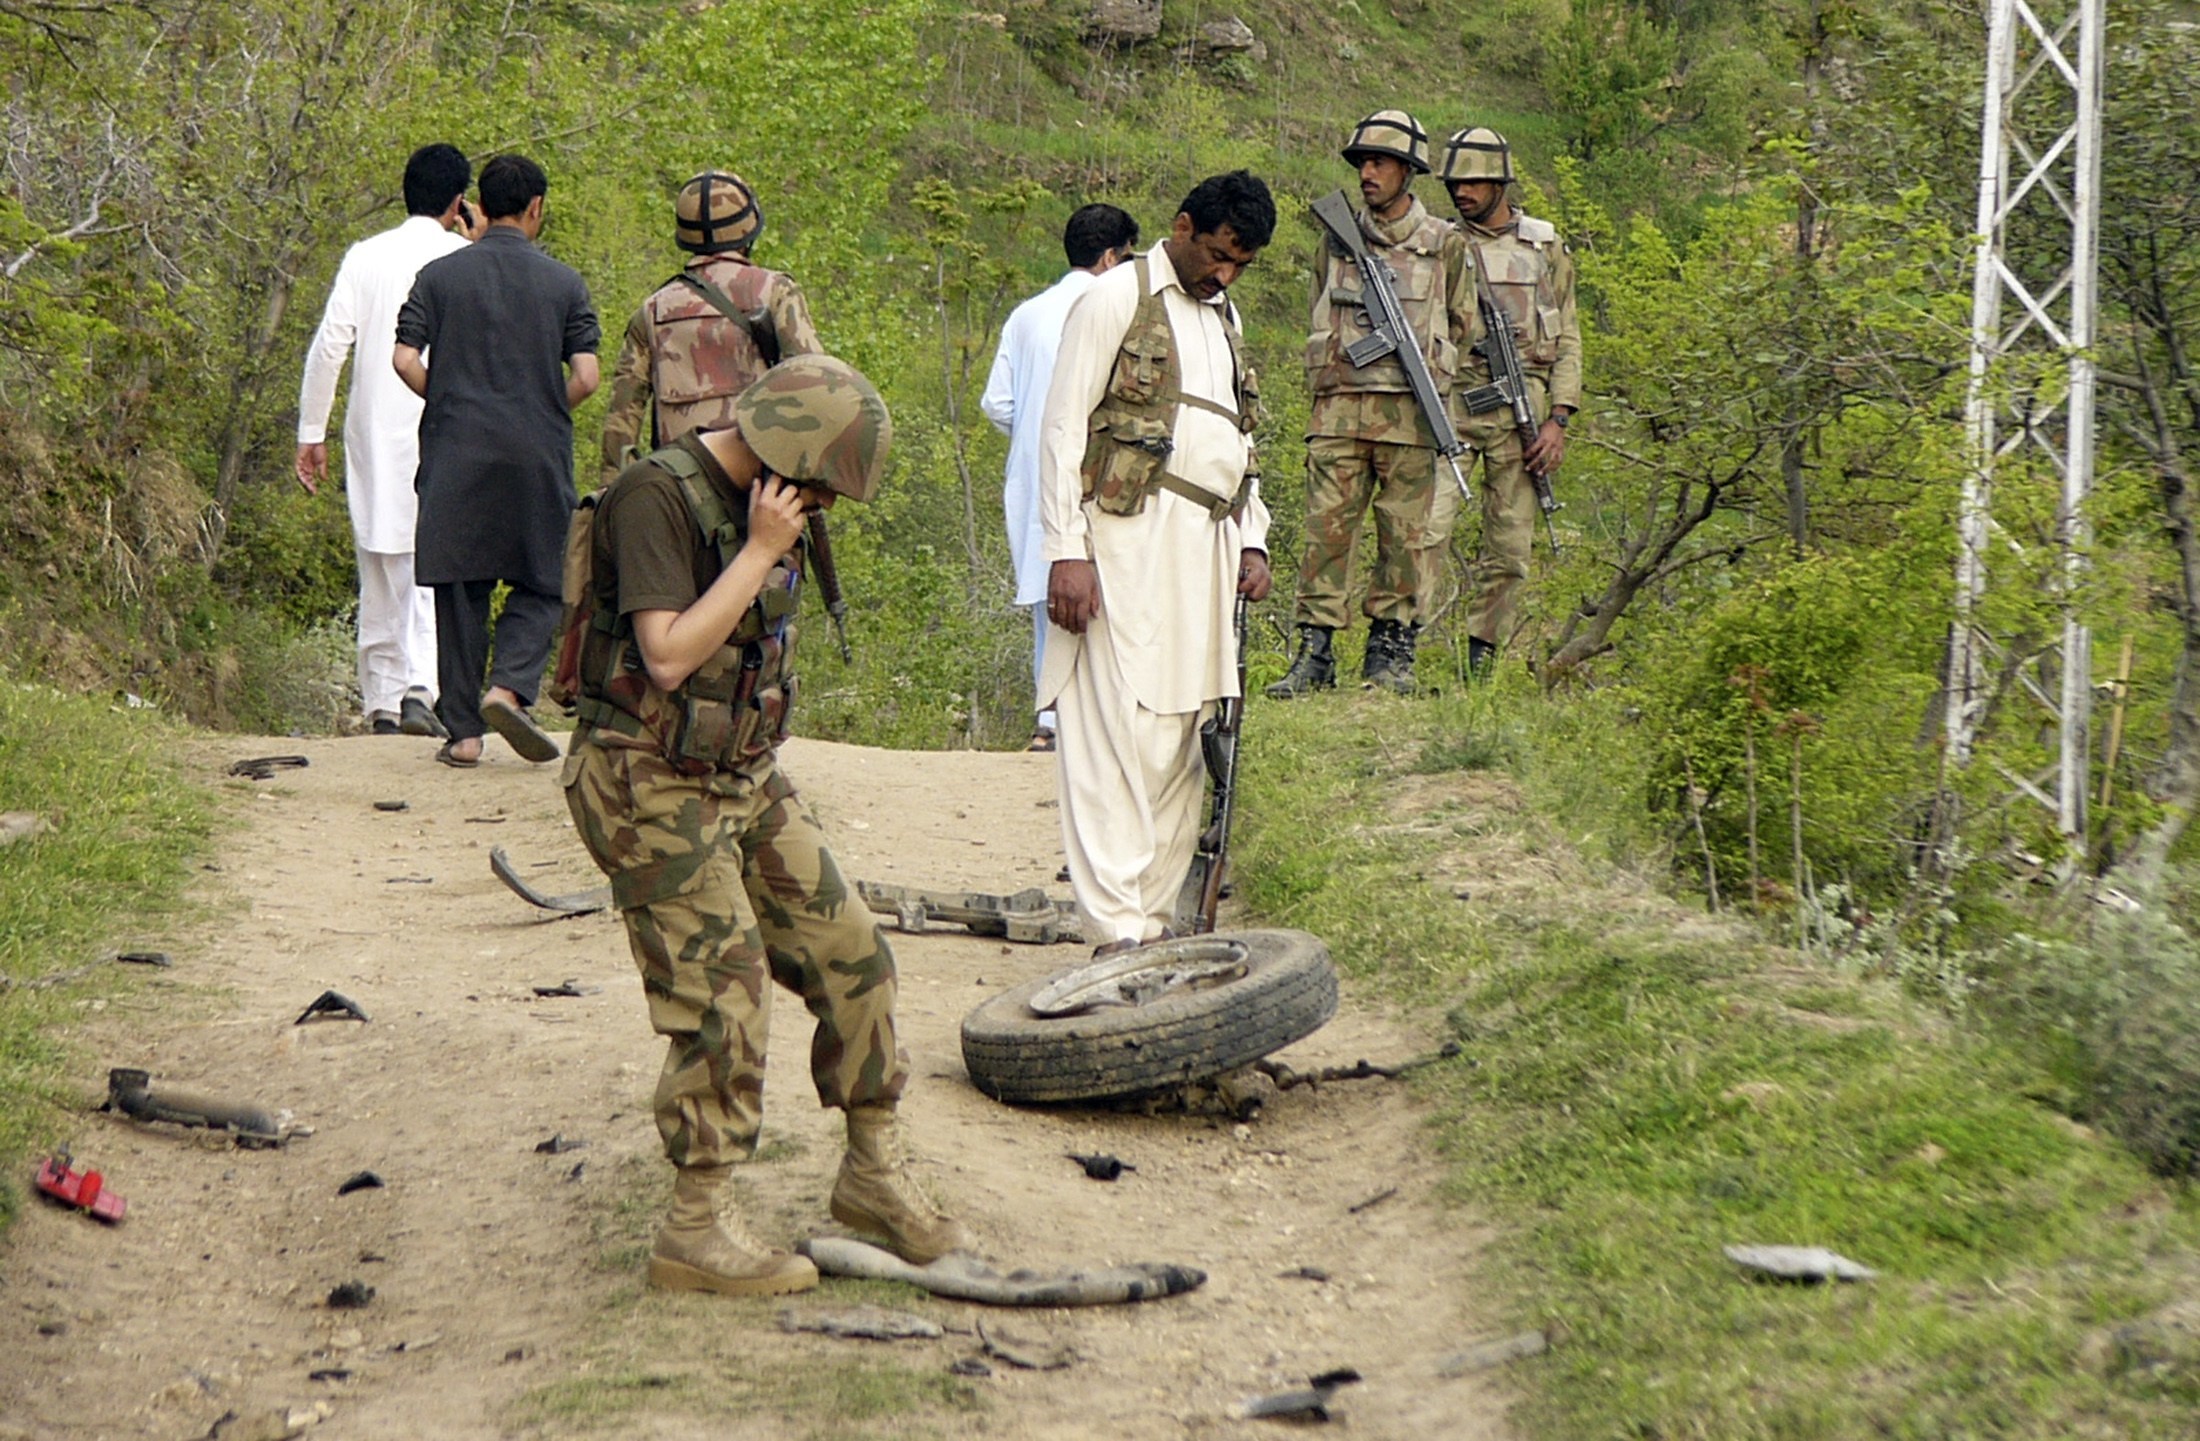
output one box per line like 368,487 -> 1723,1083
0,732 -> 1518,1440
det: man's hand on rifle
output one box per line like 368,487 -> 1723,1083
1524,415 -> 1568,479
1048,558 -> 1103,635
1236,549 -> 1273,601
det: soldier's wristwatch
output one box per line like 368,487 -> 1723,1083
1552,412 -> 1572,429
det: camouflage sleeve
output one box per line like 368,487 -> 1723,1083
769,276 -> 824,360
1545,241 -> 1583,413
1305,237 -> 1332,379
599,306 -> 654,489
1443,228 -> 1483,353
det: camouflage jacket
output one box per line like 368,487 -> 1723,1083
1082,251 -> 1261,520
1306,195 -> 1479,443
598,254 -> 822,487
1456,211 -> 1582,413
576,437 -> 802,781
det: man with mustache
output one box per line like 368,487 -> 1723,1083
1269,110 -> 1480,697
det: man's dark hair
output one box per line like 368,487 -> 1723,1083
402,144 -> 470,218
1178,170 -> 1275,251
1063,204 -> 1139,269
479,154 -> 549,221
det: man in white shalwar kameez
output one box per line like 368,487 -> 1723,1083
981,203 -> 1140,752
1034,172 -> 1278,952
296,143 -> 479,735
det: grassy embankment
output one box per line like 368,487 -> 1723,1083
0,678 -> 214,1230
1232,675 -> 2200,1439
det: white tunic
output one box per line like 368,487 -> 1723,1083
1035,241 -> 1271,716
297,215 -> 467,554
981,268 -> 1098,607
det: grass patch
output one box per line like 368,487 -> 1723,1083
0,675 -> 214,1231
1236,683 -> 2200,1439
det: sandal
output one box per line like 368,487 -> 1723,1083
434,740 -> 479,769
1025,727 -> 1057,754
482,697 -> 559,763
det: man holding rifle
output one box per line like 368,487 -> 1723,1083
1433,127 -> 1582,677
1268,110 -> 1480,698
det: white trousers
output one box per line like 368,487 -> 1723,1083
1030,604 -> 1056,732
356,547 -> 437,716
1053,609 -> 1206,947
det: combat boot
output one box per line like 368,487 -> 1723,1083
830,1104 -> 971,1264
1467,636 -> 1498,680
1363,619 -> 1419,694
649,1164 -> 819,1296
1264,625 -> 1336,699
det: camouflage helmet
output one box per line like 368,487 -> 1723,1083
1438,127 -> 1515,184
675,171 -> 764,254
733,355 -> 891,502
1342,109 -> 1431,175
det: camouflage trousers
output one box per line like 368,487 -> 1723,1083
1290,434 -> 1442,630
1427,375 -> 1548,642
563,737 -> 908,1170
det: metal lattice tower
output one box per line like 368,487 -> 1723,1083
1946,0 -> 2106,842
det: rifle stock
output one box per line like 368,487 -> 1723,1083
805,512 -> 851,662
1186,595 -> 1250,936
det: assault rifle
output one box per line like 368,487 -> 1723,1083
1179,594 -> 1250,936
805,513 -> 851,663
1309,190 -> 1472,505
1459,235 -> 1562,556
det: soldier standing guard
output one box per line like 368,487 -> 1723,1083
564,356 -> 968,1296
1268,109 -> 1479,698
1431,127 -> 1581,675
598,171 -> 823,486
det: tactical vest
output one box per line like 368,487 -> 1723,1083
1307,202 -> 1459,396
1465,215 -> 1567,372
574,445 -> 802,778
644,257 -> 783,446
1080,252 -> 1261,521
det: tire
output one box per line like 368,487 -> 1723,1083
959,928 -> 1338,1105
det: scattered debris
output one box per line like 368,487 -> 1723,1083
1723,1244 -> 1878,1283
1437,1324 -> 1566,1376
947,1357 -> 993,1378
777,1306 -> 944,1341
0,811 -> 54,846
801,1237 -> 1204,1307
858,880 -> 1083,945
977,1318 -> 1075,1370
490,846 -> 610,916
326,1281 -> 375,1309
1235,1367 -> 1362,1423
371,800 -> 409,813
107,1068 -> 285,1146
1255,1042 -> 1462,1092
295,991 -> 369,1025
533,1133 -> 587,1155
336,1171 -> 383,1196
531,980 -> 602,998
33,1151 -> 127,1222
115,950 -> 172,968
463,815 -> 507,824
228,755 -> 309,781
384,875 -> 432,885
307,1368 -> 352,1383
391,1335 -> 440,1353
200,1402 -> 332,1441
1067,1151 -> 1133,1181
1347,1187 -> 1398,1215
1277,1266 -> 1330,1283
565,1161 -> 585,1183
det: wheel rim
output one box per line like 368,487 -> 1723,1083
1026,938 -> 1252,1017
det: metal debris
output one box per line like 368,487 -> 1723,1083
336,1171 -> 383,1196
1236,1367 -> 1362,1423
977,1317 -> 1075,1370
490,846 -> 610,915
531,980 -> 602,998
372,800 -> 409,813
777,1306 -> 944,1342
1437,1325 -> 1565,1376
229,755 -> 309,781
858,880 -> 1083,945
1067,1151 -> 1133,1181
801,1237 -> 1204,1307
1347,1187 -> 1398,1215
1723,1244 -> 1878,1283
533,1133 -> 587,1155
326,1281 -> 374,1309
115,950 -> 172,968
107,1068 -> 285,1145
295,991 -> 369,1025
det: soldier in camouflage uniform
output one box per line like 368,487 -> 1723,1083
1430,128 -> 1581,675
1268,110 -> 1480,698
564,355 -> 968,1297
598,172 -> 823,487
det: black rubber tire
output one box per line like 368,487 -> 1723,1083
959,928 -> 1338,1105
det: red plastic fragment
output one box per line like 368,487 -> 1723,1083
33,1155 -> 127,1223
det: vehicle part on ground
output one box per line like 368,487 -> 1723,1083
857,880 -> 1083,944
106,1067 -> 284,1145
295,990 -> 369,1024
1235,1367 -> 1362,1422
228,754 -> 309,780
34,1152 -> 127,1222
959,929 -> 1337,1105
1067,1152 -> 1132,1181
799,1237 -> 1204,1306
491,847 -> 611,915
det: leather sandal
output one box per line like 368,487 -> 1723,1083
434,740 -> 479,769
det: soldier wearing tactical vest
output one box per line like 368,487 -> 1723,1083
563,355 -> 968,1296
1036,170 -> 1277,953
1433,127 -> 1581,675
598,171 -> 823,487
1268,110 -> 1480,698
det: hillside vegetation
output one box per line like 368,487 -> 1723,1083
6,1 -> 2200,1434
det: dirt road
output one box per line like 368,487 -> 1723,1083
0,732 -> 1517,1439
